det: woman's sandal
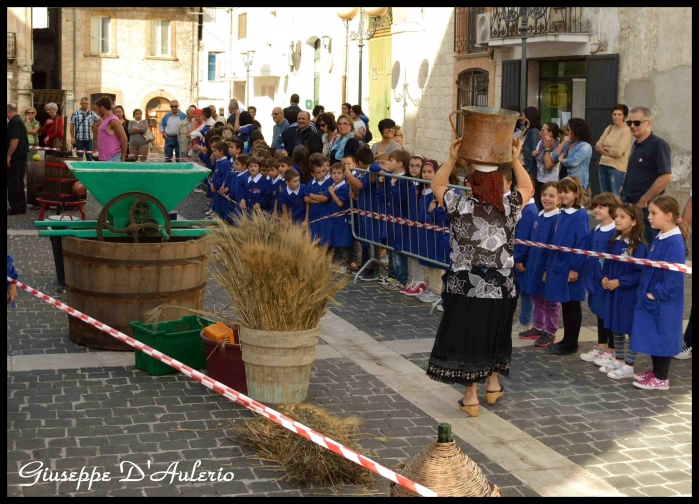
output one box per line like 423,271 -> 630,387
457,398 -> 479,417
485,385 -> 505,405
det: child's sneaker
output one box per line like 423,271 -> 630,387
403,282 -> 427,297
608,364 -> 635,380
384,281 -> 403,291
400,282 -> 416,295
436,303 -> 444,312
511,322 -> 532,335
378,273 -> 395,286
338,265 -> 348,275
634,370 -> 654,382
673,346 -> 692,360
418,291 -> 440,303
600,360 -> 622,373
534,331 -> 555,347
593,351 -> 617,367
633,376 -> 670,390
348,262 -> 360,274
360,269 -> 380,282
580,347 -> 603,362
518,327 -> 542,340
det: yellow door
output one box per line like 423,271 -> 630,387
368,36 -> 392,127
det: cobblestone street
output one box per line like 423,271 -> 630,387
7,191 -> 691,497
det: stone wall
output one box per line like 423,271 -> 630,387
61,7 -> 196,135
7,7 -> 34,112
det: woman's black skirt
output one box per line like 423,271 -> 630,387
427,292 -> 516,386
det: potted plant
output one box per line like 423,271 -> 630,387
206,213 -> 346,404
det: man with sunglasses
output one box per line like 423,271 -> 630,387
159,100 -> 187,162
270,107 -> 289,150
619,106 -> 672,244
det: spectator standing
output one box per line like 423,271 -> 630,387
286,111 -> 323,155
551,117 -> 593,209
7,103 -> 29,215
371,118 -> 403,155
341,103 -> 352,116
350,105 -> 367,141
247,106 -> 262,130
94,96 -> 127,162
159,100 -> 187,162
317,113 -> 337,156
312,105 -> 325,123
24,108 -> 40,157
209,105 -> 219,123
128,109 -> 150,161
281,110 -> 300,152
271,107 -> 289,150
179,105 -> 195,158
226,99 -> 239,128
329,115 -> 360,163
674,193 -> 692,360
595,104 -> 633,196
531,122 -> 561,210
394,125 -> 404,146
283,94 -> 302,117
522,107 -> 542,179
40,103 -> 64,152
619,106 -> 672,245
234,111 -> 258,153
114,106 -> 130,145
70,97 -> 102,161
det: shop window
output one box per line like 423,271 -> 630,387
151,19 -> 171,57
90,16 -> 111,54
456,69 -> 489,136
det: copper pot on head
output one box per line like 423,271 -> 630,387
449,106 -> 530,168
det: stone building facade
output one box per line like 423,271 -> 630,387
7,7 -> 34,112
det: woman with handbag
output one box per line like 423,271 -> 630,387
595,104 -> 632,196
531,122 -> 561,210
40,103 -> 64,152
128,109 -> 150,161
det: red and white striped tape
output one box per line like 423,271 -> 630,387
6,277 -> 440,497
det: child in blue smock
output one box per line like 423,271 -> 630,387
280,170 -> 306,223
384,151 -> 412,289
513,186 -> 538,335
597,203 -> 648,379
225,154 -> 249,222
7,254 -> 19,307
580,193 -> 622,365
266,159 -> 284,217
304,160 -> 331,245
240,156 -> 272,214
401,156 -> 424,296
631,196 -> 688,391
210,142 -> 231,219
327,163 -> 353,270
416,160 -> 448,303
545,177 -> 590,355
520,181 -> 561,346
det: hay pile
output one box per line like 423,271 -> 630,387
207,213 -> 347,332
233,403 -> 376,488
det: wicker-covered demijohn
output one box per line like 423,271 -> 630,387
388,426 -> 501,497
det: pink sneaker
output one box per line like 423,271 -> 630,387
634,370 -> 654,382
404,282 -> 427,297
400,282 -> 416,295
633,376 -> 669,391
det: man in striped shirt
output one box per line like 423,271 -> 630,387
70,97 -> 102,161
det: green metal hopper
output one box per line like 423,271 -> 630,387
35,162 -> 215,240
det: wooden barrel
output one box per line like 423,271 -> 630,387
26,159 -> 45,206
239,326 -> 319,404
43,155 -> 81,202
62,236 -> 211,351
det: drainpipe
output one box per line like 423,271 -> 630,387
72,8 -> 77,138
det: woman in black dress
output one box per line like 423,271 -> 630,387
428,137 -> 533,417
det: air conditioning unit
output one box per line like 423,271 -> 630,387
476,13 -> 490,46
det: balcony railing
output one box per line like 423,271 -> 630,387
8,32 -> 17,60
490,7 -> 585,39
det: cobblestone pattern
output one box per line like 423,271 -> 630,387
407,346 -> 692,497
7,359 -> 538,497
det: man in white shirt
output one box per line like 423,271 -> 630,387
159,100 -> 187,162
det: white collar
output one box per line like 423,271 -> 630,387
615,235 -> 630,244
525,197 -> 536,206
266,175 -> 271,180
286,186 -> 299,195
562,207 -> 579,214
412,181 -> 419,186
333,180 -> 346,189
539,208 -> 561,217
237,170 -> 248,177
324,174 -> 331,180
658,227 -> 682,240
595,222 -> 616,232
248,173 -> 262,183
273,174 -> 283,184
503,191 -> 511,197
216,156 -> 228,164
422,187 -> 433,195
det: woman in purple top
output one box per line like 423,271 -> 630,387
94,96 -> 127,162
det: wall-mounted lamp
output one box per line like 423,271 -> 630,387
322,35 -> 331,49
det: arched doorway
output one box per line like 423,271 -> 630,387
146,97 -> 171,150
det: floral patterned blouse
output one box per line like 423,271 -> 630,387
443,189 -> 524,299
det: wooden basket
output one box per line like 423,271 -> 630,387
387,441 -> 501,497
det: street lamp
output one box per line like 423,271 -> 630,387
337,7 -> 387,106
502,7 -> 546,112
240,49 -> 255,107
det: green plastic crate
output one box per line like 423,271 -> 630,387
130,315 -> 213,376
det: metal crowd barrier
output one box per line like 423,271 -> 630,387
348,168 -> 470,314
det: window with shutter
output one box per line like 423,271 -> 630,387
208,53 -> 216,81
238,13 -> 247,40
151,19 -> 171,57
90,16 -> 110,54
